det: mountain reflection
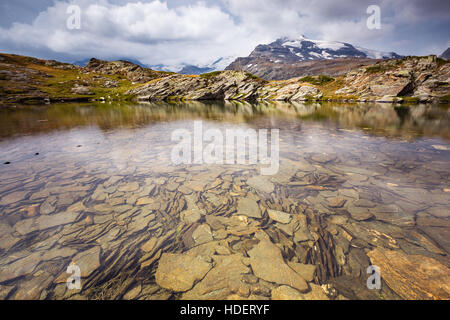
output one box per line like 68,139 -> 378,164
0,102 -> 448,140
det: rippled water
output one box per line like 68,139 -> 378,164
0,101 -> 449,300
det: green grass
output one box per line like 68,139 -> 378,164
365,64 -> 389,74
299,75 -> 334,85
401,97 -> 420,104
439,94 -> 450,103
199,71 -> 222,79
244,72 -> 267,82
436,57 -> 449,67
0,53 -> 172,104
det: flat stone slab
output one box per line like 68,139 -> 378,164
271,285 -> 305,300
248,233 -> 308,292
155,253 -> 212,292
14,211 -> 80,235
267,209 -> 292,224
182,254 -> 250,299
247,176 -> 275,193
237,197 -> 262,219
367,248 -> 450,300
73,246 -> 101,278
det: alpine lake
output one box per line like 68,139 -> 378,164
0,101 -> 449,300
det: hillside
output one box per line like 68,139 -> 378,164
0,53 -> 448,105
226,57 -> 380,81
128,55 -> 449,103
0,54 -> 172,104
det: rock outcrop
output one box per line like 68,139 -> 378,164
0,52 -> 448,105
84,58 -> 172,83
129,55 -> 448,103
335,55 -> 449,103
127,70 -> 322,102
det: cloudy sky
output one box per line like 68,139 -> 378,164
0,0 -> 449,70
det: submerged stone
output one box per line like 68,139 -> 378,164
155,253 -> 212,292
248,233 -> 308,292
267,209 -> 292,224
367,248 -> 450,300
237,197 -> 262,219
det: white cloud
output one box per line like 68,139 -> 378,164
0,0 -> 254,67
0,0 -> 448,67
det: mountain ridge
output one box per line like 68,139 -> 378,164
440,47 -> 450,60
226,35 -> 402,80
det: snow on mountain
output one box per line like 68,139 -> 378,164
239,35 -> 402,64
282,35 -> 347,52
147,56 -> 237,75
225,35 -> 402,80
178,56 -> 237,75
353,46 -> 400,59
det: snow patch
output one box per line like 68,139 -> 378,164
309,52 -> 323,58
283,36 -> 347,51
354,46 -> 397,59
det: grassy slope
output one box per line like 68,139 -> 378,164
0,54 -> 167,104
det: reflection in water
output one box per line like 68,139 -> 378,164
0,102 -> 449,300
0,101 -> 449,139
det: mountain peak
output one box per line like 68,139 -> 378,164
251,36 -> 402,62
226,36 -> 402,80
440,47 -> 450,60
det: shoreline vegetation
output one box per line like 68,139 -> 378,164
0,53 -> 449,106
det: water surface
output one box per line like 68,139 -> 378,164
0,101 -> 449,300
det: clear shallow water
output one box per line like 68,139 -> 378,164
0,101 -> 449,300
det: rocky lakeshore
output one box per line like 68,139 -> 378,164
0,106 -> 449,300
1,53 -> 449,105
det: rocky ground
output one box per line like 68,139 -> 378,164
121,56 -> 450,104
1,53 -> 449,105
127,70 -> 323,102
335,55 -> 450,103
0,54 -> 171,105
83,58 -> 173,84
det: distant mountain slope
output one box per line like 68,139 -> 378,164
440,48 -> 450,60
226,35 -> 402,80
152,56 -> 237,75
179,65 -> 215,75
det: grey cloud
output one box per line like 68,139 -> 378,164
0,0 -> 448,67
